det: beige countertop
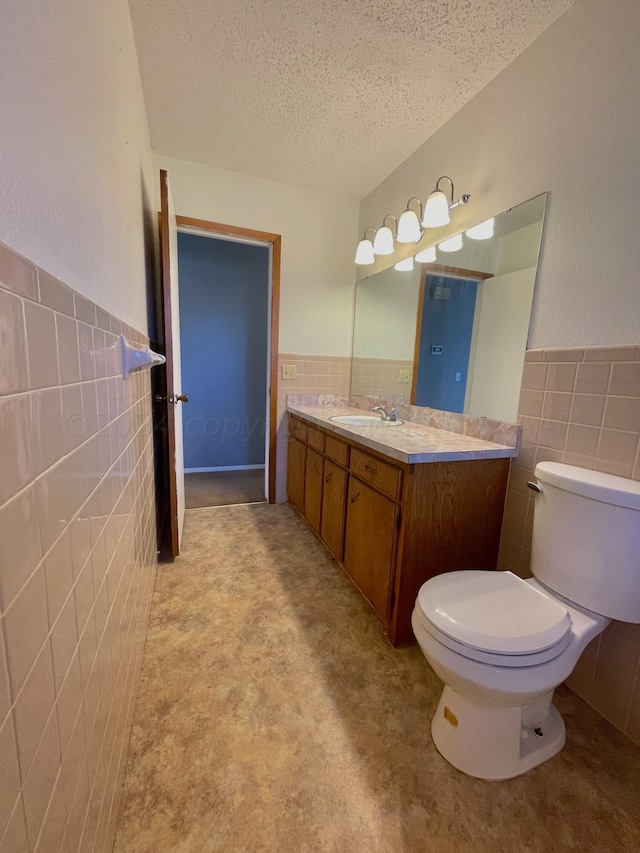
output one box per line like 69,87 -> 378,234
287,403 -> 519,465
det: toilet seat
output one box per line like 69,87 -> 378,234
416,570 -> 572,667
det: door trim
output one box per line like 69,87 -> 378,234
175,215 -> 281,503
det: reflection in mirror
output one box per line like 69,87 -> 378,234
350,193 -> 547,422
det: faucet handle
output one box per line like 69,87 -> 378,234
389,407 -> 398,421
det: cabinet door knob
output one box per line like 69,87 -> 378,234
351,492 -> 360,503
364,464 -> 378,474
325,472 -> 332,483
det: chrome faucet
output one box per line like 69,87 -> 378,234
372,405 -> 399,422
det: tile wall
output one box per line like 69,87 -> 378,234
0,241 -> 157,852
275,355 -> 351,502
498,345 -> 640,744
350,357 -> 413,400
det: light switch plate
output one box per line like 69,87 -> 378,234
398,369 -> 411,383
281,365 -> 297,380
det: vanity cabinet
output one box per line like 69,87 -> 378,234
287,414 -> 510,646
321,460 -> 347,560
343,478 -> 398,620
304,447 -> 324,533
287,436 -> 306,514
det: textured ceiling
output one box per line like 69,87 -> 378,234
129,0 -> 573,199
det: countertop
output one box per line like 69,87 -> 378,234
287,403 -> 519,465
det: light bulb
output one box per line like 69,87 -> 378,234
355,238 -> 375,265
394,257 -> 414,271
414,246 -> 437,263
372,225 -> 394,255
466,218 -> 495,240
397,209 -> 422,243
422,190 -> 450,228
438,233 -> 463,252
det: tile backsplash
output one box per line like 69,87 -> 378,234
350,357 -> 413,400
0,240 -> 157,853
499,345 -> 640,745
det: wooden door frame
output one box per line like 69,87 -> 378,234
175,215 -> 281,503
157,172 -> 181,557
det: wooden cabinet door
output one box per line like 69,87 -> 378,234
287,436 -> 306,514
343,478 -> 398,620
304,447 -> 324,532
321,460 -> 347,560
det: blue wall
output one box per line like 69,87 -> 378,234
178,233 -> 270,469
415,275 -> 478,413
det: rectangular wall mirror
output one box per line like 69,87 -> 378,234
350,192 -> 547,422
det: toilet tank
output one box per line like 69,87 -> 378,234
530,462 -> 640,622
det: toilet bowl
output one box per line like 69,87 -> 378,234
412,462 -> 640,780
412,571 -> 609,779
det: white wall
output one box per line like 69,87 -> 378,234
359,0 -> 640,349
155,155 -> 359,356
495,223 -> 542,277
353,266 -> 421,360
0,0 -> 153,332
468,268 -> 537,421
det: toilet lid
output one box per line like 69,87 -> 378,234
418,570 -> 571,654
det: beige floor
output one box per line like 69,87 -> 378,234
184,469 -> 266,508
114,504 -> 640,852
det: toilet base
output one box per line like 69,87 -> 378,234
431,686 -> 566,780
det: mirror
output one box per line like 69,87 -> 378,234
350,193 -> 547,422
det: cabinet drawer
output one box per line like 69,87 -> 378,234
350,447 -> 402,500
325,434 -> 349,467
307,425 -> 325,452
288,416 -> 307,442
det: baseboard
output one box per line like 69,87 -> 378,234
184,465 -> 266,473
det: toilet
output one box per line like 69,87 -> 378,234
412,462 -> 640,780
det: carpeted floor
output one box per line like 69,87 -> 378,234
184,469 -> 265,508
114,504 -> 640,852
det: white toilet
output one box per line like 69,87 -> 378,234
412,462 -> 640,780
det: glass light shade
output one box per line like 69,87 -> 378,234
466,217 -> 495,240
414,246 -> 437,263
372,225 -> 394,255
397,209 -> 422,243
438,233 -> 463,252
422,190 -> 450,228
354,238 -> 375,265
394,256 -> 414,271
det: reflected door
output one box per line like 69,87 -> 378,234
414,275 -> 478,413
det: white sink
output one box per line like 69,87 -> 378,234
329,414 -> 404,426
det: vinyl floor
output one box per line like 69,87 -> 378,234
114,503 -> 640,853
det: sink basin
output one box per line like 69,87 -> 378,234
329,414 -> 404,426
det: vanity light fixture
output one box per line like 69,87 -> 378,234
397,198 -> 423,243
422,176 -> 471,228
438,233 -> 463,252
355,175 -> 470,266
394,256 -> 414,271
466,217 -> 495,240
414,245 -> 437,263
372,214 -> 397,255
354,228 -> 376,265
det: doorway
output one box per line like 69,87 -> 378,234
413,273 -> 479,412
176,216 -> 281,511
